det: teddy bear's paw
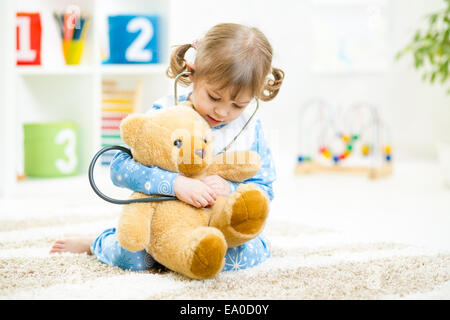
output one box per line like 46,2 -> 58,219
117,229 -> 149,252
189,228 -> 227,279
229,184 -> 269,237
117,216 -> 150,252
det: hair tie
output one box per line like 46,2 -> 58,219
191,39 -> 199,50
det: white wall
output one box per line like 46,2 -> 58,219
170,0 -> 450,162
0,0 -> 5,195
0,0 -> 16,196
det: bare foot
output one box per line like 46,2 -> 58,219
49,238 -> 94,255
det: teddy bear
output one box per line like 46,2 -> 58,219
116,102 -> 270,279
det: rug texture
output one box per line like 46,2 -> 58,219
1,197 -> 449,300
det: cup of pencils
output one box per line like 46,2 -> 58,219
54,12 -> 90,65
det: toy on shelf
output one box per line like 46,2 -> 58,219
295,99 -> 393,179
23,122 -> 79,178
102,15 -> 160,64
16,12 -> 41,65
100,79 -> 143,165
53,10 -> 90,65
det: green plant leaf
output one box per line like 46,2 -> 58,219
427,51 -> 435,64
441,60 -> 449,83
397,0 -> 450,88
414,30 -> 421,42
431,72 -> 437,83
443,29 -> 450,44
429,13 -> 439,25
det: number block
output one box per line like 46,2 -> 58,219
104,15 -> 159,64
24,122 -> 79,177
16,12 -> 42,65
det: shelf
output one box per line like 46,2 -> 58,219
100,64 -> 167,75
15,64 -> 168,76
1,0 -> 174,198
16,65 -> 94,76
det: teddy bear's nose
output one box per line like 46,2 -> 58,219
195,149 -> 206,159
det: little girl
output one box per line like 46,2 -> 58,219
51,23 -> 284,272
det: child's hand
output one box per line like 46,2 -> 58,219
201,175 -> 231,197
174,175 -> 217,208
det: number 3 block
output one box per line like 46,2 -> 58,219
24,122 -> 79,177
104,15 -> 159,64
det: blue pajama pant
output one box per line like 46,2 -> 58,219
90,228 -> 270,272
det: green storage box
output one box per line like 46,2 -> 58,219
24,122 -> 79,177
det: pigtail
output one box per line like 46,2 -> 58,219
258,67 -> 285,102
166,43 -> 193,86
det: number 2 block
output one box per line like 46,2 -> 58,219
104,15 -> 159,64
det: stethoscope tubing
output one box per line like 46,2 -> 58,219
88,145 -> 177,205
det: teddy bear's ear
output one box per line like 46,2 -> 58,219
120,114 -> 154,149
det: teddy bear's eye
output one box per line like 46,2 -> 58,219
174,139 -> 183,148
203,137 -> 208,144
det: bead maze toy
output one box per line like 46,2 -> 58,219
295,99 -> 393,179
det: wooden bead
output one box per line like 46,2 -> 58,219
361,144 -> 371,155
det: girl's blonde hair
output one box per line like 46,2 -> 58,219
166,23 -> 284,102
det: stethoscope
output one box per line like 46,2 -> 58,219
88,71 -> 260,205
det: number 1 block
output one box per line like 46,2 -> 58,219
16,12 -> 42,65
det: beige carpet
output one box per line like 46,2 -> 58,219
1,197 -> 449,300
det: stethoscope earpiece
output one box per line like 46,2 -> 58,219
174,71 -> 192,105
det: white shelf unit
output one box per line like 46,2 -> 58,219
0,0 -> 175,197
